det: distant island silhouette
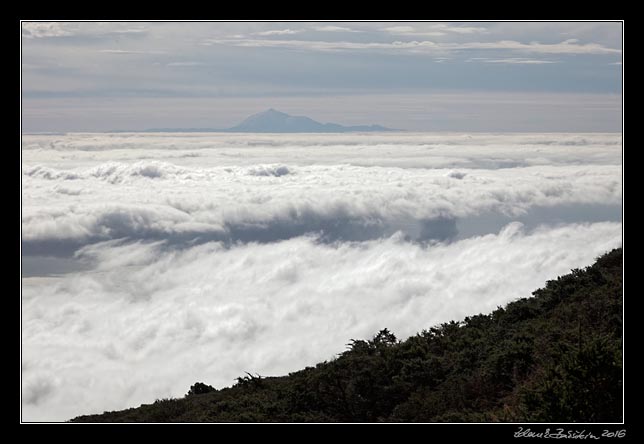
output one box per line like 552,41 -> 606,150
133,109 -> 398,133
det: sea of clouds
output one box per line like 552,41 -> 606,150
21,132 -> 622,421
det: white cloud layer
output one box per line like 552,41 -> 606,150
21,132 -> 622,421
22,132 -> 622,168
22,222 -> 622,421
22,133 -> 621,250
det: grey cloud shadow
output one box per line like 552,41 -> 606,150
224,212 -> 457,245
22,203 -> 621,277
21,213 -> 459,276
456,203 -> 622,240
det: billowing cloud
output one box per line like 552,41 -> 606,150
21,132 -> 622,421
22,222 -> 622,421
22,133 -> 621,254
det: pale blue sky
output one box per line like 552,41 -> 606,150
21,21 -> 622,132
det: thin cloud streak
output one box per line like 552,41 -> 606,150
22,22 -> 75,38
22,22 -> 148,39
470,58 -> 558,64
381,23 -> 487,37
313,25 -> 362,33
252,29 -> 304,36
202,37 -> 621,55
99,49 -> 166,55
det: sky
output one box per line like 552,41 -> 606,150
21,21 -> 623,132
21,132 -> 622,421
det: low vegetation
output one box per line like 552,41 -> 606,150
71,248 -> 622,422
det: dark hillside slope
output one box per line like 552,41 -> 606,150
71,248 -> 623,423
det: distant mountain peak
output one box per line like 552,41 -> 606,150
255,108 -> 288,117
226,109 -> 397,133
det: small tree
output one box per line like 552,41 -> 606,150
372,328 -> 398,347
186,382 -> 215,396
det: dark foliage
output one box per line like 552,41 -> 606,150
186,382 -> 215,396
71,248 -> 622,423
